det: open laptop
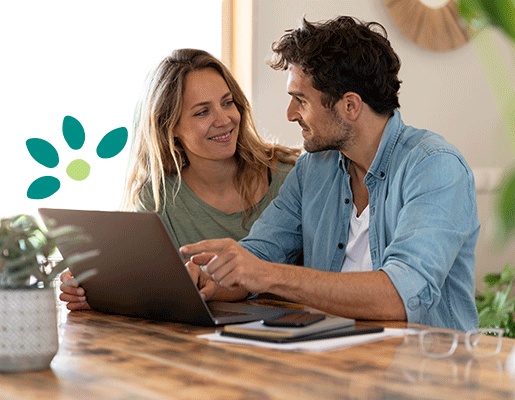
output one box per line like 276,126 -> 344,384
39,208 -> 291,326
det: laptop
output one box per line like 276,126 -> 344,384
39,208 -> 291,326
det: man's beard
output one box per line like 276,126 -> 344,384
302,108 -> 355,153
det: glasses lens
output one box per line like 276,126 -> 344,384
466,328 -> 503,357
420,331 -> 457,358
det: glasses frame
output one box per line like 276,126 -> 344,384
417,328 -> 504,359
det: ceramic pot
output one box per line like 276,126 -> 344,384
0,286 -> 58,372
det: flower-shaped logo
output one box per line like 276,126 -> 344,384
26,116 -> 128,199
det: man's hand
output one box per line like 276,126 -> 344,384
180,238 -> 272,294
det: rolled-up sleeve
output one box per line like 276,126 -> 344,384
378,149 -> 479,325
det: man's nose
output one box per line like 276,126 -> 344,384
286,98 -> 299,122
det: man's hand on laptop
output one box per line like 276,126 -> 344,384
59,270 -> 91,311
180,239 -> 273,295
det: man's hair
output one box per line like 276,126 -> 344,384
269,16 -> 402,116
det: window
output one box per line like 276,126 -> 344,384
0,0 -> 222,217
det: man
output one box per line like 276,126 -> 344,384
181,16 -> 480,330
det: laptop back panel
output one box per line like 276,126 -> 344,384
39,208 -> 289,326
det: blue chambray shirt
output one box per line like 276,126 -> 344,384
240,110 -> 480,331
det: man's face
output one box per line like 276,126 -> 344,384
286,65 -> 355,153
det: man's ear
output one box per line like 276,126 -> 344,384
339,92 -> 362,121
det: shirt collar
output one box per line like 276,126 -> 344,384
367,109 -> 403,180
338,109 -> 403,179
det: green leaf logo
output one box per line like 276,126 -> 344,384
96,127 -> 128,159
26,116 -> 128,199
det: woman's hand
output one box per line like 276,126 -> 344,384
59,270 -> 91,311
185,257 -> 219,301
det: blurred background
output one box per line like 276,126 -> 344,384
2,0 -> 514,290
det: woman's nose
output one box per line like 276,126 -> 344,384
213,107 -> 231,127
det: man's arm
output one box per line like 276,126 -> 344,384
181,239 -> 406,321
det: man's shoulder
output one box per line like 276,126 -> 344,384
399,125 -> 459,153
398,125 -> 464,161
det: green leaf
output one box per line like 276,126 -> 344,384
478,0 -> 515,42
484,273 -> 501,286
459,0 -> 515,42
27,176 -> 61,200
26,138 -> 59,168
63,116 -> 86,150
499,264 -> 515,285
96,127 -> 128,159
497,169 -> 515,239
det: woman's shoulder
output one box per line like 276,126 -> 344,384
136,175 -> 180,212
275,159 -> 296,179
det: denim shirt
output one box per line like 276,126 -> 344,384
241,110 -> 480,331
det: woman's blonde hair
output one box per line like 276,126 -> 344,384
122,48 -> 299,219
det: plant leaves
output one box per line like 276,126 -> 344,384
62,115 -> 85,150
96,127 -> 128,159
484,273 -> 501,287
497,169 -> 515,239
478,0 -> 515,41
499,264 -> 515,285
458,0 -> 515,41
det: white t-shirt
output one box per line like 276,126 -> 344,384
341,204 -> 373,272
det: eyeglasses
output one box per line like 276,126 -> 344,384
413,328 -> 504,358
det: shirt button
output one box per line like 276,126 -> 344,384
380,172 -> 385,178
344,198 -> 350,204
338,243 -> 344,249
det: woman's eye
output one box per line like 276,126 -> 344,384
195,109 -> 208,116
224,100 -> 234,107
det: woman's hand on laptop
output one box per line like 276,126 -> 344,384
59,270 -> 91,310
185,258 -> 218,301
185,256 -> 249,302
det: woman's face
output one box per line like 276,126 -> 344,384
175,68 -> 241,166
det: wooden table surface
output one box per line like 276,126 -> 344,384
1,296 -> 515,400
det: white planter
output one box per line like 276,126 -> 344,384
0,287 -> 59,372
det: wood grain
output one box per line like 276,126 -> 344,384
0,299 -> 514,399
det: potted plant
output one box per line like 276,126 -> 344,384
0,214 -> 98,372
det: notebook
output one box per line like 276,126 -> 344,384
220,323 -> 384,343
222,315 -> 356,340
38,208 -> 291,326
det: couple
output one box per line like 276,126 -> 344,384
62,16 -> 480,331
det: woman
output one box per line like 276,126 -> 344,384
60,48 -> 300,310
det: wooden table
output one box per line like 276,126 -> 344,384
1,297 -> 514,400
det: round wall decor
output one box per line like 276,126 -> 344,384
384,0 -> 474,51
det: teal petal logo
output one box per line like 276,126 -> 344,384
26,116 -> 128,199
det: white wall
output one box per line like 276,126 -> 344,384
0,0 -> 222,218
225,0 -> 515,290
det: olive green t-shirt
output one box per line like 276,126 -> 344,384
136,162 -> 294,248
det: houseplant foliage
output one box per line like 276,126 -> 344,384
458,0 -> 515,334
0,214 -> 98,372
0,214 -> 97,288
475,264 -> 515,337
458,0 -> 515,240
